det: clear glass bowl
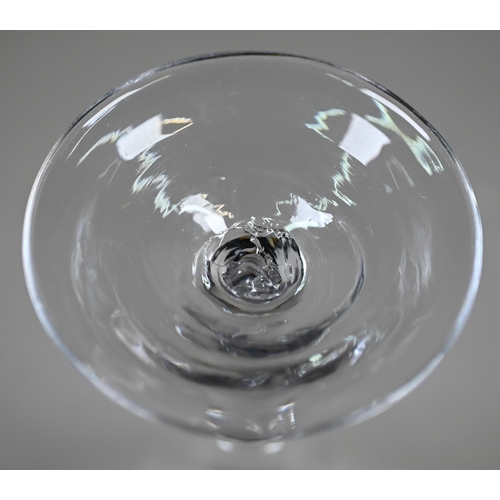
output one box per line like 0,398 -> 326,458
23,52 -> 482,441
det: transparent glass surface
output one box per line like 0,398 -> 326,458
23,53 -> 482,441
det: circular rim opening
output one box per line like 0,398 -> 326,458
22,51 -> 483,438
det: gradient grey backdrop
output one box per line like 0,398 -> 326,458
1,31 -> 498,469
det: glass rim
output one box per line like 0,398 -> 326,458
22,51 -> 484,437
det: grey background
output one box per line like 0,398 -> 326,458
1,31 -> 498,469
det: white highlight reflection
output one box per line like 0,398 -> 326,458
117,115 -> 169,161
215,439 -> 235,453
179,194 -> 228,234
286,195 -> 333,231
360,88 -> 430,140
339,114 -> 391,166
263,441 -> 285,455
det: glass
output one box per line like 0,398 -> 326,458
23,52 -> 482,443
